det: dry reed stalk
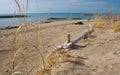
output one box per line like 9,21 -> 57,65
11,47 -> 23,75
28,25 -> 46,70
22,47 -> 29,74
13,0 -> 24,43
13,24 -> 24,43
15,0 -> 22,13
13,0 -> 67,75
11,46 -> 29,75
13,10 -> 16,26
13,0 -> 29,42
26,0 -> 29,11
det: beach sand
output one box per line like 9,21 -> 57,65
0,20 -> 120,75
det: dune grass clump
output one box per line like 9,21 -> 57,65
111,24 -> 120,32
94,12 -> 120,32
110,15 -> 120,32
37,50 -> 82,75
94,14 -> 105,28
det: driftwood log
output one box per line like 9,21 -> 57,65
55,24 -> 95,50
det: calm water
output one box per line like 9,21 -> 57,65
0,13 -> 94,26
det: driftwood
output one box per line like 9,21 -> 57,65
55,24 -> 95,50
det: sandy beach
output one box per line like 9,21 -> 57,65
0,19 -> 120,75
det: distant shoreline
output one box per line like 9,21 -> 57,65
0,15 -> 28,18
47,17 -> 82,20
0,19 -> 91,30
0,13 -> 96,26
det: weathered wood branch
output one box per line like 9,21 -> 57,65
72,24 -> 95,44
67,34 -> 71,43
55,24 -> 95,50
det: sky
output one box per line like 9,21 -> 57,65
0,0 -> 120,14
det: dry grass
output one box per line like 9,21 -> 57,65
111,24 -> 120,32
11,0 -> 46,75
94,13 -> 120,33
11,0 -> 28,74
11,47 -> 28,75
36,50 -> 82,75
110,15 -> 120,32
94,14 -> 105,28
11,22 -> 47,74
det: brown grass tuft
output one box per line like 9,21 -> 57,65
94,14 -> 104,28
111,24 -> 120,32
37,50 -> 82,75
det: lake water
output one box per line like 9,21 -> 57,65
0,13 -> 95,26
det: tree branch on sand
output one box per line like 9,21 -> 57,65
54,24 -> 95,50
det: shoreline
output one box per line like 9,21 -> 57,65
0,13 -> 95,26
0,18 -> 91,30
